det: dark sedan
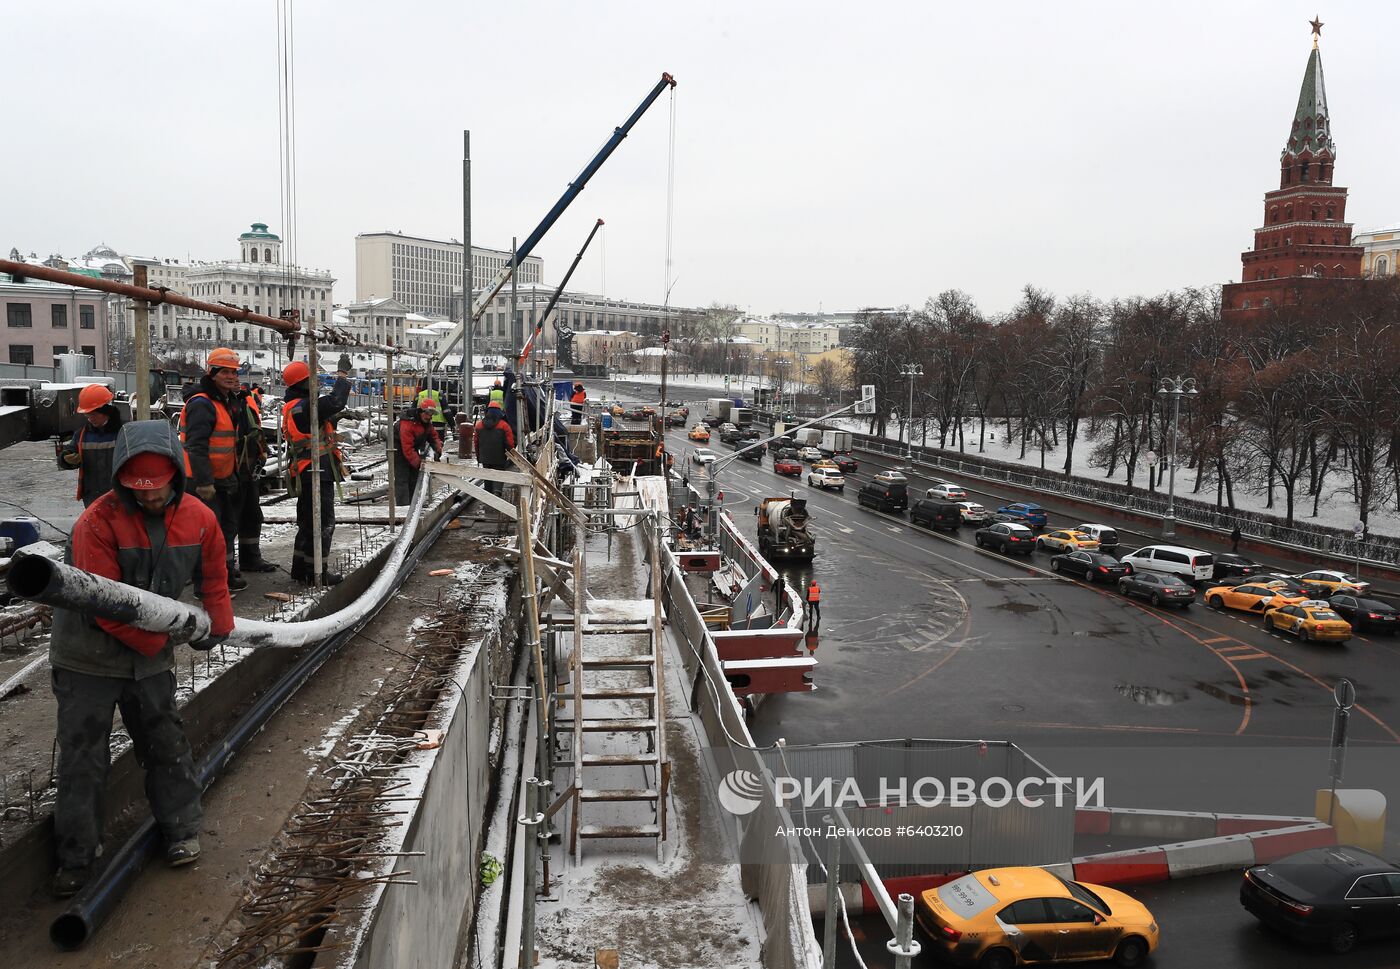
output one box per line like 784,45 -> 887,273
1241,844 -> 1400,954
1051,551 -> 1131,583
974,522 -> 1035,555
1212,552 -> 1263,581
1328,594 -> 1400,633
832,454 -> 859,474
1117,571 -> 1196,608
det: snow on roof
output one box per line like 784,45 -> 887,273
632,346 -> 679,356
405,327 -> 437,336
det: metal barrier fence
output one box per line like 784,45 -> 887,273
659,543 -> 821,969
844,429 -> 1400,568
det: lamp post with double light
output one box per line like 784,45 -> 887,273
1157,375 -> 1197,539
899,363 -> 923,469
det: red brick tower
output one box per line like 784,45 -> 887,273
1222,21 -> 1363,321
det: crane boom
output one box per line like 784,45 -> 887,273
433,72 -> 676,365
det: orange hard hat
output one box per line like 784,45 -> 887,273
418,398 -> 438,411
207,347 -> 240,371
117,452 -> 177,490
283,360 -> 310,386
76,384 -> 115,414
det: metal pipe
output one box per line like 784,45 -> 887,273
9,473 -> 435,649
386,349 -> 396,525
132,265 -> 151,421
462,130 -> 473,424
307,317 -> 324,583
46,479 -> 469,951
0,257 -> 299,335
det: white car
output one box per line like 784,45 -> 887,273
808,467 -> 846,492
1291,570 -> 1371,594
798,446 -> 824,462
954,500 -> 990,524
925,481 -> 968,500
691,448 -> 717,465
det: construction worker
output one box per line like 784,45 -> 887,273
281,358 -> 350,585
58,384 -> 125,506
416,379 -> 445,436
773,573 -> 786,617
235,383 -> 276,573
473,399 -> 516,501
489,379 -> 505,411
394,399 -> 443,504
806,578 -> 821,631
49,420 -> 234,897
180,347 -> 251,592
570,382 -> 587,425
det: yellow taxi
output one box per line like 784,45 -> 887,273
1204,583 -> 1309,614
916,867 -> 1158,968
811,459 -> 840,473
1264,601 -> 1354,643
1035,530 -> 1100,554
1291,570 -> 1371,595
610,402 -> 625,417
687,424 -> 711,442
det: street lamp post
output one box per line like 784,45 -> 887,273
1156,375 -> 1197,539
899,363 -> 923,469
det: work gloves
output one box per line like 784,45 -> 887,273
338,353 -> 353,374
190,635 -> 225,652
195,484 -> 217,503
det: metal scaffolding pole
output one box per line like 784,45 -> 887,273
462,130 -> 473,420
131,265 -> 151,421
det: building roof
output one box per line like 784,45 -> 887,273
1285,47 -> 1334,157
239,222 -> 281,241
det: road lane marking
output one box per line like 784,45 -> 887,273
1202,636 -> 1231,644
1227,652 -> 1271,662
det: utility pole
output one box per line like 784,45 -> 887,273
1156,376 -> 1197,539
462,130 -> 473,421
899,363 -> 922,469
132,265 -> 151,421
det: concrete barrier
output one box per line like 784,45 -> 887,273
1163,834 -> 1257,877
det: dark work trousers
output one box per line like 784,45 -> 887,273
394,463 -> 420,505
193,483 -> 239,585
571,405 -> 583,425
806,599 -> 821,630
774,582 -> 785,618
236,476 -> 265,565
291,470 -> 336,579
51,668 -> 201,868
483,463 -> 510,498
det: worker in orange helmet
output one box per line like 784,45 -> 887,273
57,384 -> 125,506
179,348 -> 256,592
805,577 -> 821,632
281,357 -> 351,585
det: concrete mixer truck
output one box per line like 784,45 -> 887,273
756,495 -> 815,561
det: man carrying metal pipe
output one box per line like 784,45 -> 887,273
281,358 -> 351,585
49,420 -> 234,898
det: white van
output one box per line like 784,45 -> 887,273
1076,523 -> 1120,552
1120,545 -> 1214,582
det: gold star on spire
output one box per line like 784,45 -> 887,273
1310,15 -> 1324,48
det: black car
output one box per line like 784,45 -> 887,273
1213,552 -> 1263,582
909,498 -> 961,532
832,454 -> 858,473
1117,571 -> 1196,607
737,445 -> 764,464
1258,574 -> 1313,597
857,480 -> 908,513
1241,845 -> 1400,954
1328,594 -> 1400,633
772,446 -> 801,465
974,522 -> 1035,555
719,427 -> 743,445
1051,551 -> 1131,583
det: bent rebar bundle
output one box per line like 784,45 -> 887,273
14,474 -> 467,950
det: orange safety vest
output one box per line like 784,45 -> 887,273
180,392 -> 236,480
807,582 -> 821,603
281,398 -> 342,478
570,390 -> 587,405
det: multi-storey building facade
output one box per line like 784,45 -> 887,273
732,316 -> 841,354
1223,28 -> 1364,321
1354,225 -> 1400,278
355,231 -> 543,318
0,268 -> 107,367
453,283 -> 692,354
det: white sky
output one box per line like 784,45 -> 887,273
4,2 -> 1398,317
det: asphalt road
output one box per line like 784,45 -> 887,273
605,380 -> 1400,969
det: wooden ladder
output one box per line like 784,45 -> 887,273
569,511 -> 669,862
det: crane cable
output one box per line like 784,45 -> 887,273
663,84 -> 678,308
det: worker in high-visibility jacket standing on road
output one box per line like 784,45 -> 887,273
281,358 -> 351,585
49,420 -> 234,898
58,384 -> 125,507
180,347 -> 253,592
806,578 -> 821,632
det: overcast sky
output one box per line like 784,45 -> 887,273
5,2 -> 1398,318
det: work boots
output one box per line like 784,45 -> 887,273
291,570 -> 342,587
239,544 -> 278,573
